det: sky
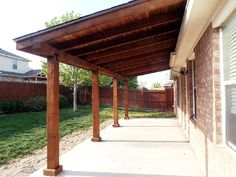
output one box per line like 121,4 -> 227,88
0,0 -> 170,89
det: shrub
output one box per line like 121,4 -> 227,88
0,100 -> 19,113
9,100 -> 17,113
24,96 -> 46,112
0,100 -> 11,113
59,95 -> 69,108
15,100 -> 24,112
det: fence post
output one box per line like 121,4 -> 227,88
165,87 -> 174,112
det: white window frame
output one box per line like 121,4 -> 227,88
220,18 -> 236,152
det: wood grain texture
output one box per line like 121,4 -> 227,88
91,70 -> 102,141
113,77 -> 120,127
124,80 -> 129,119
43,56 -> 62,176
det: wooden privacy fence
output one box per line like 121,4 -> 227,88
99,87 -> 173,112
0,81 -> 173,112
0,81 -> 71,101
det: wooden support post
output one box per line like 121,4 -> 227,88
113,77 -> 120,127
43,55 -> 62,176
124,79 -> 129,119
91,70 -> 102,142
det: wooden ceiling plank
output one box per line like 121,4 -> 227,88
124,64 -> 170,77
84,29 -> 179,61
99,41 -> 175,67
16,0 -> 185,50
91,37 -> 176,65
111,56 -> 169,72
65,16 -> 182,55
119,62 -> 170,74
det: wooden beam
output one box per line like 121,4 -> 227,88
112,77 -> 120,127
124,80 -> 129,119
15,0 -> 185,50
122,63 -> 170,74
113,58 -> 169,72
90,35 -> 177,65
91,70 -> 102,142
83,29 -> 178,61
116,60 -> 169,73
43,56 -> 62,176
27,44 -> 126,80
125,64 -> 170,77
68,24 -> 179,57
102,46 -> 171,70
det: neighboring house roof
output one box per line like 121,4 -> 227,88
0,48 -> 30,62
24,69 -> 41,77
163,81 -> 174,87
0,69 -> 42,78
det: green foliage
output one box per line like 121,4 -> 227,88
0,100 -> 10,113
118,77 -> 139,89
152,82 -> 162,88
99,74 -> 112,87
45,11 -> 80,28
59,95 -> 69,108
15,100 -> 24,112
41,62 -> 113,88
0,96 -> 69,114
24,97 -> 46,112
59,64 -> 92,87
0,100 -> 24,113
0,106 -> 175,165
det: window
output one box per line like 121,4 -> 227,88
223,10 -> 236,151
192,60 -> 196,118
12,59 -> 17,70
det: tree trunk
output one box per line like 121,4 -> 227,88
73,67 -> 78,112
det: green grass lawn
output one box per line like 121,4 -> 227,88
0,106 -> 175,166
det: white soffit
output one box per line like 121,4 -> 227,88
212,0 -> 236,28
170,0 -> 226,79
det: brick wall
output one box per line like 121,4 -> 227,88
174,24 -> 236,177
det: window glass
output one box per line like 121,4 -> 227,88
12,59 -> 17,70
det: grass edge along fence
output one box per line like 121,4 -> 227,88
0,81 -> 174,113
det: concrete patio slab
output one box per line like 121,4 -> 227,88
30,118 -> 204,177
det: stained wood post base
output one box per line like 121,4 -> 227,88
91,137 -> 102,142
112,123 -> 120,127
43,165 -> 63,176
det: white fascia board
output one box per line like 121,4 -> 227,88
170,0 -> 226,80
0,53 -> 30,62
212,0 -> 236,28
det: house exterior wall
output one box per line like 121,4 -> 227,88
174,24 -> 236,177
0,55 -> 30,73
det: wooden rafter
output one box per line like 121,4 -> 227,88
93,39 -> 175,65
67,18 -> 181,55
80,29 -> 178,61
114,58 -> 169,72
15,0 -> 184,50
101,47 -> 173,69
26,44 -> 126,80
126,64 -> 170,77
121,62 -> 170,74
15,0 -> 186,80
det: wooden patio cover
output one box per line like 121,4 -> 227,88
14,0 -> 186,176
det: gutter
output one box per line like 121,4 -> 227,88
170,0 -> 227,80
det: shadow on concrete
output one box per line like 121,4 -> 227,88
59,170 -> 204,177
102,139 -> 189,143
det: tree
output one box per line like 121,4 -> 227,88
45,11 -> 80,28
45,11 -> 81,111
152,82 -> 162,89
118,77 -> 139,89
